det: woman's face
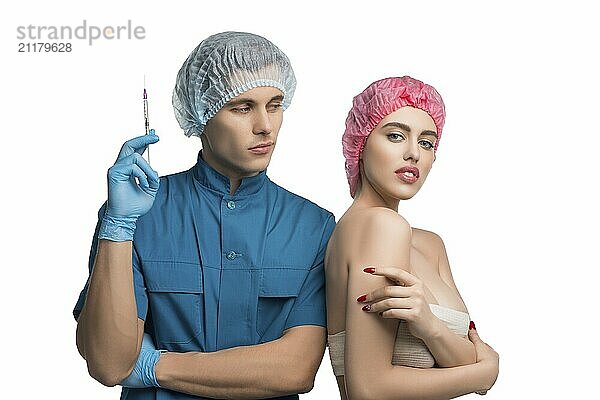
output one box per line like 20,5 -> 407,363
360,106 -> 438,201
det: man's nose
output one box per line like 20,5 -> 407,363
253,109 -> 273,135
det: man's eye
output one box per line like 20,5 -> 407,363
419,140 -> 434,150
234,106 -> 251,113
268,103 -> 283,112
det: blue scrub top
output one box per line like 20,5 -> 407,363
74,152 -> 335,400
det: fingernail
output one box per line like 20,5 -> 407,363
362,304 -> 371,312
356,294 -> 367,302
363,267 -> 375,273
469,320 -> 476,330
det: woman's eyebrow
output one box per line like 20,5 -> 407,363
381,122 -> 438,139
382,122 -> 411,131
421,130 -> 438,139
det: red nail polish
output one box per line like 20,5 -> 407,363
469,320 -> 476,330
363,267 -> 375,273
362,304 -> 371,312
356,294 -> 367,302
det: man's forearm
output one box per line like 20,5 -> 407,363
423,319 -> 477,367
155,328 -> 324,399
76,240 -> 141,386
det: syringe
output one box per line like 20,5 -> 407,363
143,75 -> 151,165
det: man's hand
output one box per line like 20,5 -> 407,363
99,132 -> 160,242
120,333 -> 163,388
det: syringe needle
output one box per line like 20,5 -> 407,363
143,76 -> 151,165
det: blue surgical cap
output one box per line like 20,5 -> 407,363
172,31 -> 297,137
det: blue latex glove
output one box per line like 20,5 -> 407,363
98,131 -> 160,241
120,333 -> 163,388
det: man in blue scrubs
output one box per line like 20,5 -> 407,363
74,32 -> 335,399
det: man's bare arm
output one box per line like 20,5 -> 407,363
155,325 -> 326,399
76,240 -> 144,386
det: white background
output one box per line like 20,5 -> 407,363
2,0 -> 599,398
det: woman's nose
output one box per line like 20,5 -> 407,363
403,138 -> 420,162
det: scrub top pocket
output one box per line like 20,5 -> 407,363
143,261 -> 204,345
256,267 -> 308,341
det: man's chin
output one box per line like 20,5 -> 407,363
251,154 -> 273,167
238,158 -> 271,176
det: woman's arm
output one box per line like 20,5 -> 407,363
360,267 -> 476,367
344,209 -> 497,400
361,267 -> 476,367
423,231 -> 476,366
359,229 -> 476,367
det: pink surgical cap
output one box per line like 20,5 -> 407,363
342,76 -> 446,197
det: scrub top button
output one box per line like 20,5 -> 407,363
226,251 -> 237,260
227,200 -> 236,210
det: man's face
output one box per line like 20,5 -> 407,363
200,86 -> 284,179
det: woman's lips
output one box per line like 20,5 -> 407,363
248,142 -> 273,155
395,166 -> 420,184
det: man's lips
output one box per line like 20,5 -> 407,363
248,141 -> 274,150
395,166 -> 420,183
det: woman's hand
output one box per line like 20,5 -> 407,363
357,266 -> 441,340
468,327 -> 499,394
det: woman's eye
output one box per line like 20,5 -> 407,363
419,140 -> 434,149
387,132 -> 405,142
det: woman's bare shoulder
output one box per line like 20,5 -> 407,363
331,207 -> 412,269
337,207 -> 411,239
411,227 -> 444,249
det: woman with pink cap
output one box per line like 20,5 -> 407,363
325,77 -> 499,399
